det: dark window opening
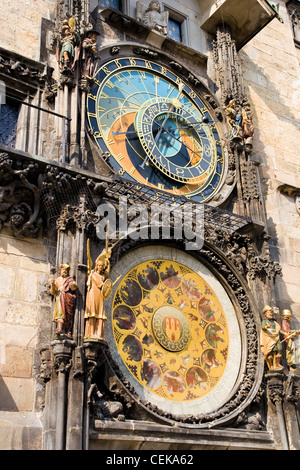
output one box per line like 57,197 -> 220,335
99,0 -> 121,10
168,17 -> 182,42
0,97 -> 20,147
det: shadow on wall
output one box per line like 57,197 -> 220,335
0,374 -> 18,411
267,213 -> 300,319
239,50 -> 300,153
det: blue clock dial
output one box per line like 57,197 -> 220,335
87,57 -> 225,203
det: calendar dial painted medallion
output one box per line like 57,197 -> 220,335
106,247 -> 242,420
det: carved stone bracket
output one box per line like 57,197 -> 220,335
0,47 -> 47,92
52,338 -> 76,374
266,371 -> 285,405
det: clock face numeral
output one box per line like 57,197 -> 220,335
87,57 -> 225,203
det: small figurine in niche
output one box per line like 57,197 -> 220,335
281,309 -> 300,370
80,30 -> 99,79
84,236 -> 112,342
260,305 -> 283,371
136,0 -> 169,36
50,263 -> 77,338
225,99 -> 243,142
241,100 -> 254,151
56,17 -> 80,73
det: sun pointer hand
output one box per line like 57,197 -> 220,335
140,102 -> 175,169
152,119 -> 202,162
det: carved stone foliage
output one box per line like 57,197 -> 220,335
241,161 -> 260,202
204,226 -> 282,283
56,202 -> 100,232
0,153 -> 42,237
52,338 -> 76,374
266,372 -> 285,405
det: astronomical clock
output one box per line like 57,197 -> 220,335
87,56 -> 227,203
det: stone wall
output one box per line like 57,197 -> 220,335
0,0 -> 56,62
241,1 -> 300,322
0,233 -> 53,449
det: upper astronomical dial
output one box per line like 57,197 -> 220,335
87,57 -> 225,203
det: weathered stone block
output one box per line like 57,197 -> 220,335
0,345 -> 32,378
0,377 -> 34,411
0,266 -> 15,298
5,300 -> 39,327
15,270 -> 39,303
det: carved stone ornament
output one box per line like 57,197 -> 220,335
52,338 -> 76,374
56,202 -> 100,232
212,25 -> 245,106
0,48 -> 47,86
0,153 -> 42,237
266,372 -> 285,405
36,347 -> 52,383
136,0 -> 169,36
288,1 -> 300,43
277,183 -> 300,216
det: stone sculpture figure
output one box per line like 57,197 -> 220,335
50,263 -> 77,337
84,239 -> 112,342
260,305 -> 283,371
241,100 -> 254,151
56,17 -> 80,73
81,31 -> 98,79
136,0 -> 169,36
281,309 -> 300,370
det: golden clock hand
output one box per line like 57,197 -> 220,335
140,103 -> 175,169
112,129 -> 138,136
152,119 -> 202,161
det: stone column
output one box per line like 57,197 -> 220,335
285,372 -> 300,450
266,371 -> 289,450
82,341 -> 106,449
52,338 -> 76,450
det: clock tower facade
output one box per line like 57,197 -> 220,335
0,0 -> 299,451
